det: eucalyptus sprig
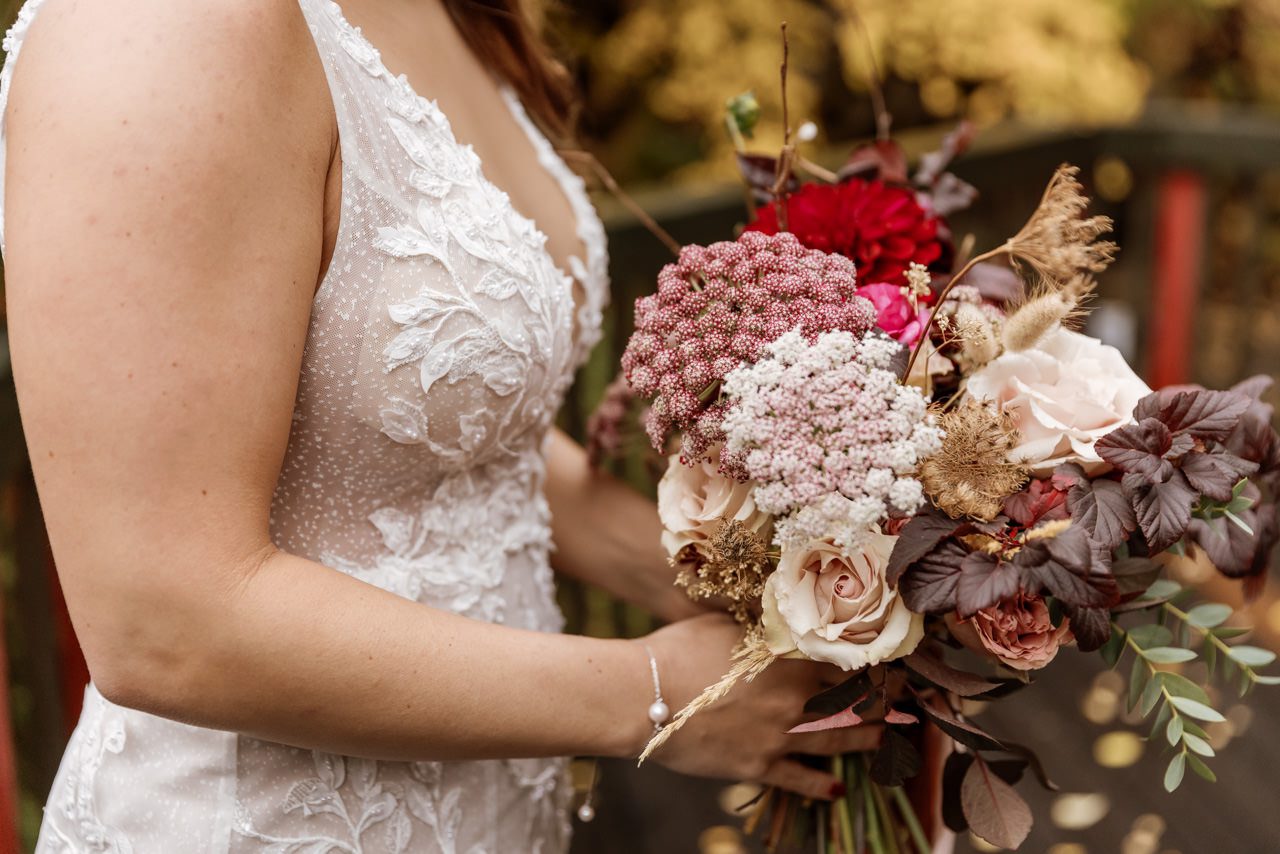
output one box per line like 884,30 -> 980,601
1101,577 -> 1280,793
1113,621 -> 1223,791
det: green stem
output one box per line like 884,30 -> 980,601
1120,626 -> 1187,726
863,778 -> 885,854
1161,603 -> 1266,685
868,777 -> 901,854
889,786 -> 932,854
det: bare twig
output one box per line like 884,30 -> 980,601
559,149 -> 682,257
845,2 -> 891,141
771,22 -> 794,232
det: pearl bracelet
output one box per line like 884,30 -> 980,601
642,643 -> 671,731
576,643 -> 671,824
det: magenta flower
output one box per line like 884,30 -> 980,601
856,282 -> 931,347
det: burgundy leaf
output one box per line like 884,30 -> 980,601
919,702 -> 1005,752
925,172 -> 979,217
956,261 -> 1023,304
956,553 -> 1022,618
914,120 -> 976,185
804,672 -> 874,716
904,652 -> 1000,697
887,508 -> 963,586
961,759 -> 1033,850
788,705 -> 864,733
1096,418 -> 1176,481
870,729 -> 923,787
735,152 -> 799,200
898,540 -> 967,614
1111,556 -> 1163,597
1164,432 -> 1197,460
1066,475 -> 1136,550
1132,475 -> 1197,553
1061,603 -> 1111,651
1004,479 -> 1070,528
1016,527 -> 1117,608
839,139 -> 908,184
1134,388 -> 1253,442
942,753 -> 974,833
1188,512 -> 1259,578
1180,451 -> 1258,502
885,708 -> 921,725
997,741 -> 1060,792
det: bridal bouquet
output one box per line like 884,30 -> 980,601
589,81 -> 1280,852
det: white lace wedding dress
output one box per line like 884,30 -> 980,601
0,0 -> 609,850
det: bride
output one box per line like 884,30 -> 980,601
1,0 -> 883,850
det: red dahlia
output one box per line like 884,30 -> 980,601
745,179 -> 946,286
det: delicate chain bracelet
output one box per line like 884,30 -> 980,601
576,643 -> 671,824
641,643 -> 671,732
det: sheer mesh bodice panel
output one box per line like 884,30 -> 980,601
1,0 -> 609,851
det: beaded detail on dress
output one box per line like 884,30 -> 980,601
1,0 -> 609,851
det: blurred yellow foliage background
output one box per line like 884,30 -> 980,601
561,0 -> 1280,184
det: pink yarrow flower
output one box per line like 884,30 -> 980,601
622,231 -> 877,462
720,329 -> 944,551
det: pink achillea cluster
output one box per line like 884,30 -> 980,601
622,231 -> 876,461
721,329 -> 944,550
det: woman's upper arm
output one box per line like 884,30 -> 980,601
3,0 -> 334,683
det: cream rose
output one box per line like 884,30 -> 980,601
965,326 -> 1150,474
762,531 -> 924,671
657,450 -> 771,560
962,595 -> 1073,671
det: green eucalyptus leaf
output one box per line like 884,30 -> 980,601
1227,646 -> 1276,668
1100,629 -> 1126,668
1166,715 -> 1184,747
1128,624 -> 1174,649
1187,754 -> 1217,783
1182,733 -> 1215,757
1185,604 -> 1232,629
1159,672 -> 1211,705
1140,674 -> 1164,717
1251,674 -> 1280,686
1164,753 -> 1186,793
1168,697 -> 1226,722
1143,580 -> 1182,601
1143,647 -> 1197,664
1148,701 -> 1172,741
1212,627 -> 1251,640
1204,637 -> 1217,675
1129,658 -> 1151,712
1180,718 -> 1209,740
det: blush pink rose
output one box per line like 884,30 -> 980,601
965,595 -> 1073,671
856,282 -> 931,347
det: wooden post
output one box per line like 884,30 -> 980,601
1147,169 -> 1208,388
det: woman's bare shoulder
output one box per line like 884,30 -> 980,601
6,0 -> 333,180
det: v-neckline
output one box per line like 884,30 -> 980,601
319,0 -> 592,308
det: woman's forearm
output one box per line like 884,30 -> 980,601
109,546 -> 655,762
545,429 -> 702,622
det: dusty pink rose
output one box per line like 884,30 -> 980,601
762,531 -> 924,671
966,595 -> 1073,671
856,282 -> 931,346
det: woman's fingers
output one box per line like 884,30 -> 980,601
790,722 -> 886,756
759,757 -> 846,801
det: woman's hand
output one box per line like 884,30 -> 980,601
642,613 -> 883,800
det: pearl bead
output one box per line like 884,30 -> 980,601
576,804 -> 595,823
648,700 -> 670,725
